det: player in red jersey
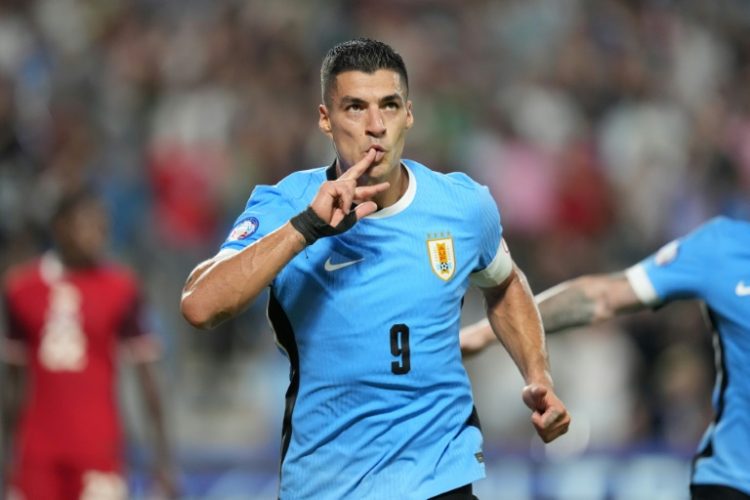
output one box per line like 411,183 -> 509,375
1,190 -> 176,500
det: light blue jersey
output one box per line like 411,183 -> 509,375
626,217 -> 750,495
220,160 -> 512,499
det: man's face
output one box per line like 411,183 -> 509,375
54,200 -> 108,267
319,69 -> 414,184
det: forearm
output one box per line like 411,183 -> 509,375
535,281 -> 598,333
536,272 -> 641,333
1,365 -> 23,467
181,222 -> 306,328
136,363 -> 171,465
486,268 -> 552,387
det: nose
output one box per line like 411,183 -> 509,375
365,107 -> 386,137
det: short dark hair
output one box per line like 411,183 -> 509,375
320,38 -> 409,105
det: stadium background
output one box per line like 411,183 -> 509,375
1,0 -> 749,498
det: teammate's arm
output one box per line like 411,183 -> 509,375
458,318 -> 492,357
461,271 -> 645,355
1,363 -> 24,487
181,150 -> 389,329
482,263 -> 570,443
536,272 -> 644,333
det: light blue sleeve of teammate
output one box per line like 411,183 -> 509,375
625,218 -> 723,305
219,184 -> 297,253
467,181 -> 513,288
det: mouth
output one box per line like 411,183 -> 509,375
367,145 -> 386,164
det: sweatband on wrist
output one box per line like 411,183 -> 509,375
290,206 -> 357,245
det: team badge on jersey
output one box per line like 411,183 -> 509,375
228,217 -> 259,241
427,233 -> 456,281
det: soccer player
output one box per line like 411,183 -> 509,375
181,38 -> 569,499
459,216 -> 750,500
1,190 -> 176,500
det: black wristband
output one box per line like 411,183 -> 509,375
290,206 -> 357,245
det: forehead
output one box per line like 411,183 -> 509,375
58,200 -> 105,224
330,69 -> 406,102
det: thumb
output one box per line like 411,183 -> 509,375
522,384 -> 548,412
354,201 -> 379,220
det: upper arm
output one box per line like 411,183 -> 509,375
468,184 -> 514,288
221,185 -> 298,254
117,276 -> 161,363
1,288 -> 27,366
624,219 -> 720,305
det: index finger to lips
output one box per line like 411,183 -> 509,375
340,149 -> 376,180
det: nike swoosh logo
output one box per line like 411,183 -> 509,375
324,257 -> 364,272
736,281 -> 750,296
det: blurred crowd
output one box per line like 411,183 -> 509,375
1,0 -> 749,469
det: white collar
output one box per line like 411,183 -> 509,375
365,163 -> 416,219
40,251 -> 65,284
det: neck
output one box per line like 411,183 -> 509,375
57,251 -> 97,270
373,163 -> 408,210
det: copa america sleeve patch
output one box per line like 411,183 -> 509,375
470,238 -> 513,287
228,217 -> 259,241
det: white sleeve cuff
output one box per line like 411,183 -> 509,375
625,264 -> 660,306
470,239 -> 513,288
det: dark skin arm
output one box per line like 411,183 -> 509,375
481,264 -> 570,443
461,271 -> 645,355
133,360 -> 178,498
1,363 -> 25,493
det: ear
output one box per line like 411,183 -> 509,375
318,104 -> 332,138
405,100 -> 414,130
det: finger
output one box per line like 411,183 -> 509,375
310,181 -> 342,221
538,425 -> 566,443
354,201 -> 379,220
533,408 -> 571,442
539,417 -> 571,443
531,415 -> 555,443
338,184 -> 355,215
330,207 -> 346,227
539,408 -> 563,429
339,148 -> 377,181
522,384 -> 548,411
353,182 -> 390,203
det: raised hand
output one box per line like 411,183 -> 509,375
310,148 -> 391,226
522,383 -> 571,443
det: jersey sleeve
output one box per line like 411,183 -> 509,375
625,219 -> 721,306
118,280 -> 161,363
220,184 -> 298,254
469,184 -> 513,287
1,290 -> 28,365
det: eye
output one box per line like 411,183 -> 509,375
346,103 -> 364,112
383,102 -> 400,110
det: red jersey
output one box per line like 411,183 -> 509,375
2,252 -> 158,462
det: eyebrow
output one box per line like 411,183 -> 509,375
340,94 -> 405,107
380,94 -> 404,104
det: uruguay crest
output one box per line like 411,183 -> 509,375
427,233 -> 456,281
